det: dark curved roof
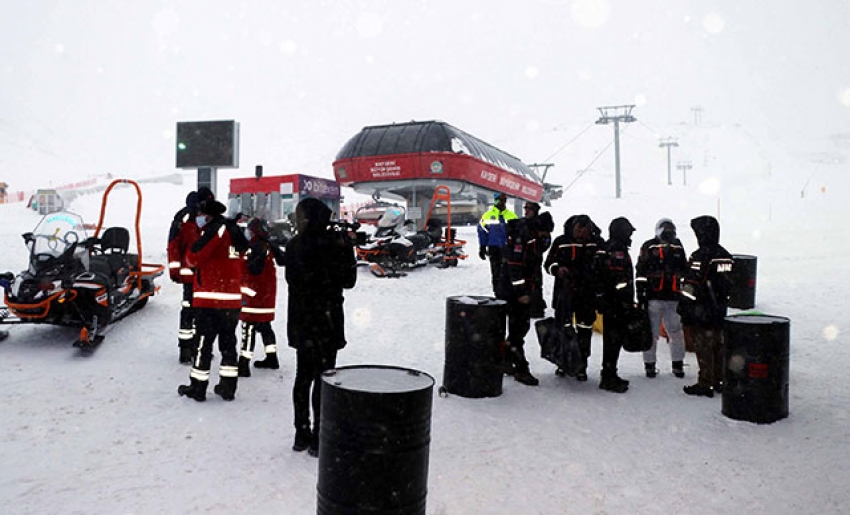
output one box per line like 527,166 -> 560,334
335,120 -> 541,184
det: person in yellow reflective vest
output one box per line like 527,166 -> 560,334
477,193 -> 518,295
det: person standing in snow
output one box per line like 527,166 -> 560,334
678,215 -> 734,398
167,187 -> 215,364
478,192 -> 518,295
496,209 -> 554,386
285,198 -> 357,457
544,214 -> 605,381
522,202 -> 552,318
237,217 -> 285,377
635,218 -> 689,379
177,199 -> 249,402
596,217 -> 638,393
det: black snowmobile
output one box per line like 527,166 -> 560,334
354,189 -> 468,278
354,205 -> 464,277
0,179 -> 164,349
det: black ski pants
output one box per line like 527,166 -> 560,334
293,346 -> 338,433
192,308 -> 240,378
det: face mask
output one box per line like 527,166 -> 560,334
196,215 -> 208,229
660,229 -> 675,242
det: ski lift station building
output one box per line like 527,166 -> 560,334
332,120 -> 544,225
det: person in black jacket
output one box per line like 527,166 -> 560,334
543,214 -> 605,381
496,211 -> 554,386
678,215 -> 734,398
635,218 -> 689,379
597,217 -> 637,393
285,198 -> 357,456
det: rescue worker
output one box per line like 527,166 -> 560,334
286,198 -> 357,456
496,211 -> 554,386
167,187 -> 214,363
522,202 -> 550,318
678,215 -> 734,398
478,193 -> 518,295
238,217 -> 285,377
544,214 -> 605,381
597,217 -> 637,393
177,199 -> 249,402
635,218 -> 689,378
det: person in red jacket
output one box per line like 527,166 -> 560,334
167,187 -> 214,363
237,217 -> 285,377
178,199 -> 249,402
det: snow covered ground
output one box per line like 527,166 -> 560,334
1,146 -> 849,515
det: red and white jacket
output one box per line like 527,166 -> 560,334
167,207 -> 201,284
186,219 -> 244,310
240,239 -> 278,323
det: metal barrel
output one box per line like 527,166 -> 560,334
722,314 -> 790,424
729,254 -> 757,309
442,296 -> 506,398
317,365 -> 434,515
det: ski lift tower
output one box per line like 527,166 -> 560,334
659,137 -> 679,186
175,120 -> 240,197
595,105 -> 636,199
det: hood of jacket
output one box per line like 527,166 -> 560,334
608,217 -> 635,245
655,217 -> 675,239
296,198 -> 332,234
691,215 -> 720,247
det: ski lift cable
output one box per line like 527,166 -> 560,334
563,137 -> 617,193
622,130 -> 659,146
636,118 -> 661,136
541,121 -> 595,162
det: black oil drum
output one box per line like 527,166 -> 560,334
443,296 -> 506,398
729,254 -> 757,309
317,365 -> 434,515
722,314 -> 790,424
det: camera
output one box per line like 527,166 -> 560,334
329,220 -> 367,247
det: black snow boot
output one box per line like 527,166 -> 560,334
308,430 -> 319,458
575,356 -> 588,382
178,378 -> 208,402
513,367 -> 539,386
213,377 -> 237,401
683,383 -> 714,398
293,426 -> 312,452
645,362 -> 658,378
507,344 -> 537,385
672,361 -> 685,378
254,353 -> 279,370
599,366 -> 628,393
237,357 -> 251,378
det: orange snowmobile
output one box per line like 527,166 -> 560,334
0,179 -> 164,349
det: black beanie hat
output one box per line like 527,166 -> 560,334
197,187 -> 215,204
198,199 -> 227,217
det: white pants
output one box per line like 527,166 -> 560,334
642,299 -> 686,364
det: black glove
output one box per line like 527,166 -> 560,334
479,247 -> 487,260
638,299 -> 648,312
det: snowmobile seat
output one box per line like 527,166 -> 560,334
100,227 -> 129,255
91,227 -> 137,282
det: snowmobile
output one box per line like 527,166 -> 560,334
0,179 -> 164,349
354,187 -> 467,277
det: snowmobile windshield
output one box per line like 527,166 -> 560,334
29,211 -> 88,259
377,207 -> 405,229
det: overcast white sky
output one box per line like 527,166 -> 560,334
2,1 -> 849,190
